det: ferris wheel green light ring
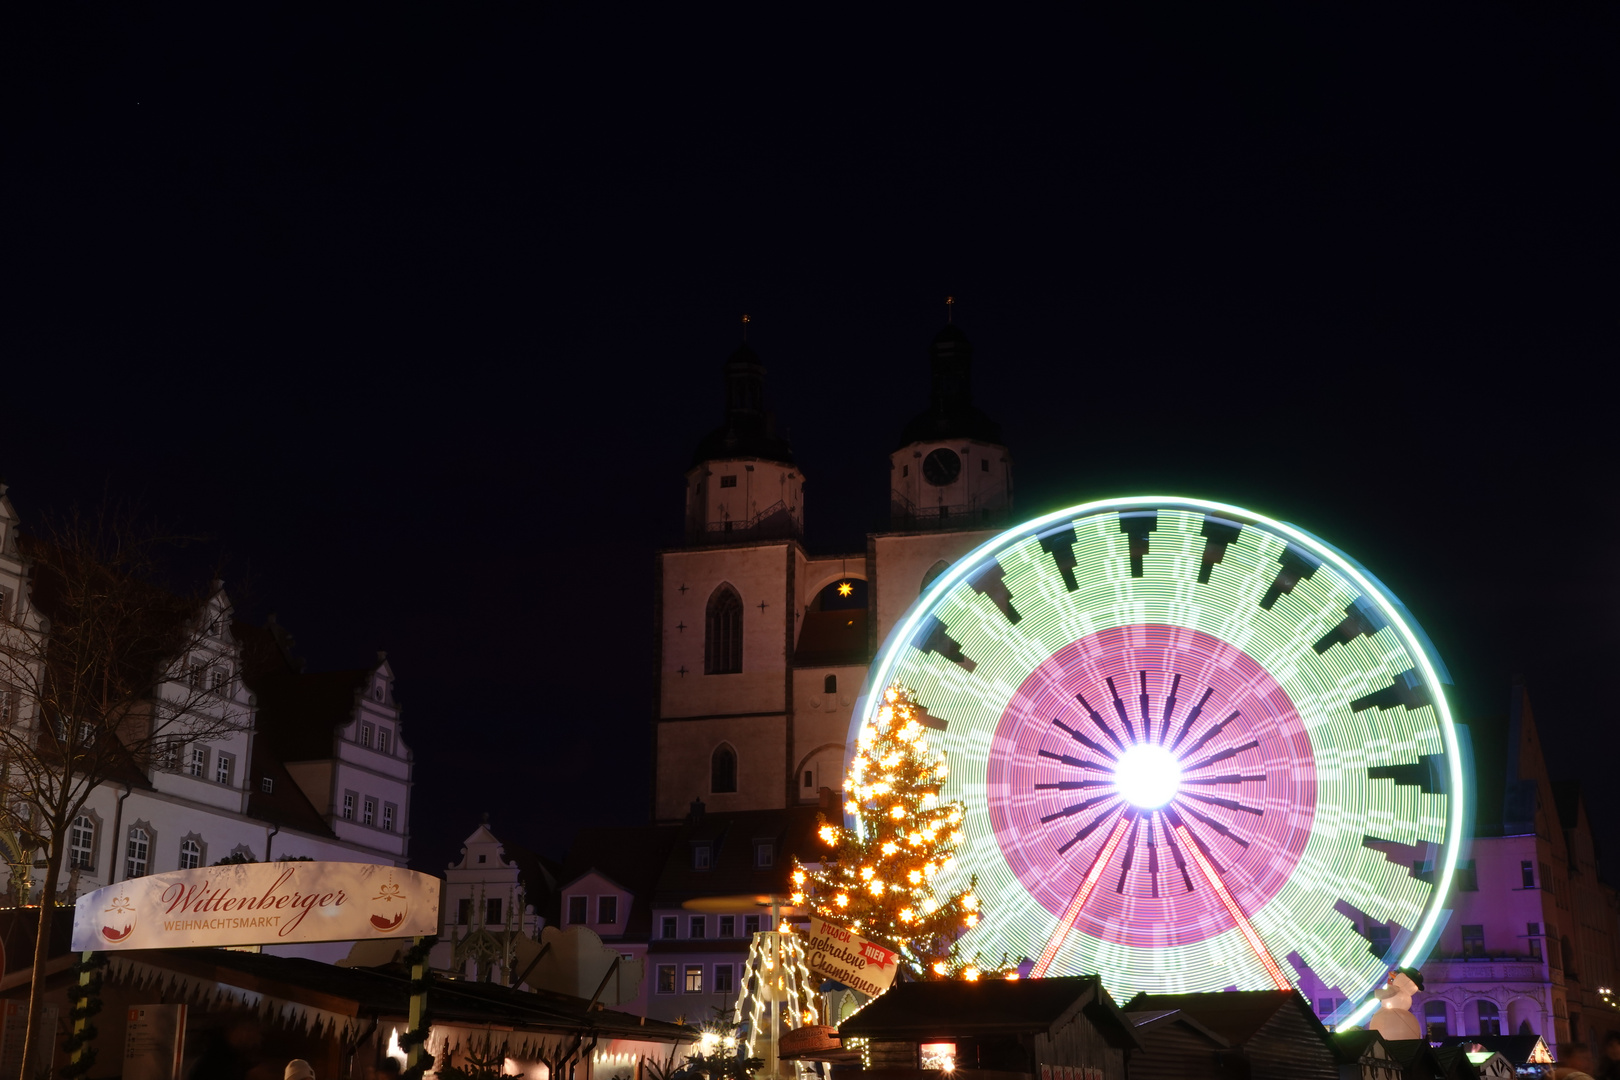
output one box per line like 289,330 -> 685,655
850,495 -> 1466,1025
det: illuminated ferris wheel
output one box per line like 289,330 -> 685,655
852,497 -> 1464,1026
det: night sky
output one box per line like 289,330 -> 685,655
4,6 -> 1616,876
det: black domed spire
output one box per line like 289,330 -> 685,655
691,330 -> 794,467
897,320 -> 1004,449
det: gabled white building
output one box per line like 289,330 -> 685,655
0,485 -> 414,944
435,820 -> 549,983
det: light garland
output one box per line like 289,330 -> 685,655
731,925 -> 818,1074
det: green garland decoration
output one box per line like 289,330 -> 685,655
61,952 -> 110,1079
400,935 -> 439,1080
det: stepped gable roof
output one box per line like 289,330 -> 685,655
558,824 -> 679,939
651,805 -> 822,905
897,323 -> 1004,450
1120,990 -> 1325,1047
691,341 -> 794,468
840,974 -> 1140,1048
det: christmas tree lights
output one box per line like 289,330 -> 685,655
793,685 -> 1002,979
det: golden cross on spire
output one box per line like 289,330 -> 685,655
742,313 -> 750,341
946,296 -> 955,323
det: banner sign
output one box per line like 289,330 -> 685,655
803,917 -> 900,997
72,862 -> 439,951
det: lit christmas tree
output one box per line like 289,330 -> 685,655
791,684 -> 997,980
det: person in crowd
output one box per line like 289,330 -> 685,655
1553,1043 -> 1597,1080
1596,1032 -> 1620,1080
285,1060 -> 316,1080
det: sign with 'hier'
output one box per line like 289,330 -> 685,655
803,917 -> 900,997
72,862 -> 439,951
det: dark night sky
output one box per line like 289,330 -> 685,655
3,5 -> 1616,875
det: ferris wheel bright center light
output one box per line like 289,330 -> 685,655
1114,744 -> 1182,809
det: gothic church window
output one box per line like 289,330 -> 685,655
824,674 -> 837,694
711,745 -> 737,794
921,560 -> 950,595
179,837 -> 202,870
705,585 -> 743,674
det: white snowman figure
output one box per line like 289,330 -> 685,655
1367,967 -> 1425,1041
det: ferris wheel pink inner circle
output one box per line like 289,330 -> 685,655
986,624 -> 1317,951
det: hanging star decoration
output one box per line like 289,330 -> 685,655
792,684 -> 1013,981
837,581 -> 854,598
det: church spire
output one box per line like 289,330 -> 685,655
690,319 -> 794,468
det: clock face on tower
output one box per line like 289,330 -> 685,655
851,497 -> 1464,1026
922,448 -> 962,486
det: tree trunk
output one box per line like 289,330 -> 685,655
21,848 -> 64,1080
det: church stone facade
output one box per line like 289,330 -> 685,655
651,322 -> 1013,823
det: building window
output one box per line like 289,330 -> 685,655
363,798 -> 376,826
1424,1001 -> 1448,1040
657,965 -> 677,994
720,475 -> 737,488
1522,861 -> 1536,888
360,723 -> 373,748
705,585 -> 743,674
711,746 -> 737,794
486,898 -> 502,925
1367,923 -> 1391,957
803,769 -> 814,790
598,896 -> 618,924
824,674 -> 837,694
457,898 -> 472,925
981,457 -> 989,471
125,827 -> 150,879
1479,1001 -> 1501,1036
186,745 -> 207,777
714,964 -> 734,995
378,728 -> 391,754
662,916 -> 678,940
690,916 -> 706,939
694,844 -> 712,870
1529,922 -> 1544,960
374,684 -> 385,702
179,838 -> 202,870
569,896 -> 588,924
744,915 -> 760,936
187,664 -> 203,689
1462,924 -> 1485,958
684,965 -> 704,993
383,804 -> 396,832
1541,862 -> 1554,897
719,915 -> 735,938
1456,860 -> 1478,891
755,843 -> 773,868
261,776 -> 274,793
211,668 -> 229,693
70,816 -> 95,871
342,792 -> 355,820
215,753 -> 234,786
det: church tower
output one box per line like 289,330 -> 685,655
684,341 -> 803,544
652,314 -> 1015,825
888,321 -> 1013,529
867,315 -> 1014,658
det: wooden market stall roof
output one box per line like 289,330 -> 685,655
100,947 -> 696,1045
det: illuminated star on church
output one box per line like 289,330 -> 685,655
837,581 -> 854,598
